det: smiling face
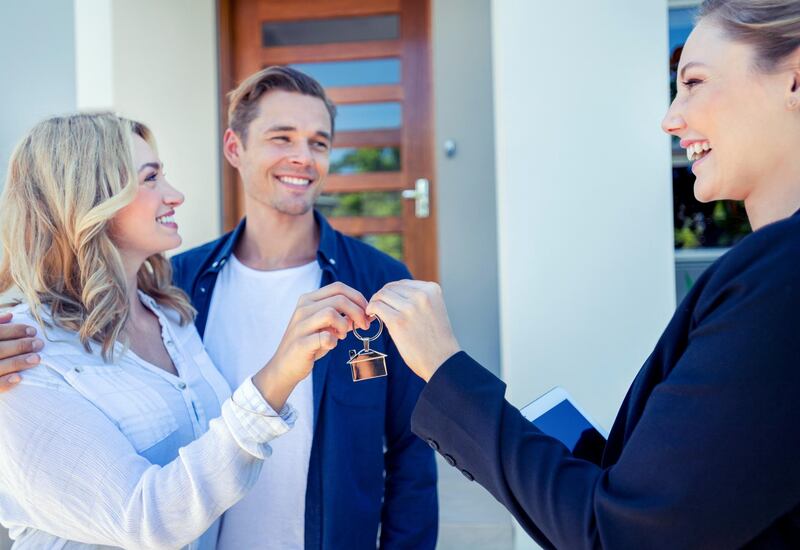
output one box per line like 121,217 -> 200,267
224,90 -> 332,218
112,134 -> 185,264
662,17 -> 799,204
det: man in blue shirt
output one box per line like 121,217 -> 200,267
0,66 -> 437,549
172,67 -> 437,549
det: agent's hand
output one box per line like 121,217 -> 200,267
253,282 -> 369,410
0,312 -> 43,392
367,280 -> 461,382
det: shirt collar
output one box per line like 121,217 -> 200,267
204,216 -> 247,274
205,210 -> 339,275
315,210 -> 340,271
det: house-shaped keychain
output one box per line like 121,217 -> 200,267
347,317 -> 388,382
348,347 -> 388,381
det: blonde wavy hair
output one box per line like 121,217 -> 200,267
0,113 -> 194,361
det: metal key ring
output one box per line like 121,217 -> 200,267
353,316 -> 383,342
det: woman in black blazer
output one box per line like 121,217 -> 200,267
368,1 -> 800,548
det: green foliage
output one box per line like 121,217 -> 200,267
330,147 -> 400,174
362,234 -> 403,260
328,191 -> 401,218
318,147 -> 404,260
674,200 -> 751,249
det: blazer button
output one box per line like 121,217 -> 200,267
461,469 -> 474,481
444,454 -> 456,467
426,438 -> 439,451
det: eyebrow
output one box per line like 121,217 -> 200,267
679,61 -> 707,80
265,125 -> 332,142
138,162 -> 161,173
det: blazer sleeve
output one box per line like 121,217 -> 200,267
411,253 -> 800,549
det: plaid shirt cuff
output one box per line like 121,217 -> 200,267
221,377 -> 296,459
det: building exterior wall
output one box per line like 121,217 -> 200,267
110,0 -> 221,251
433,0 -> 502,376
75,0 -> 114,110
0,6 -> 77,548
489,0 -> 675,546
0,1 -> 77,195
0,0 -> 76,536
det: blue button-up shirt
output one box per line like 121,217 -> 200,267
171,211 -> 438,549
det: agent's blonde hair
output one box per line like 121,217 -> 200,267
700,0 -> 800,71
0,113 -> 194,361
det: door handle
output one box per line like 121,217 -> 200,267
401,178 -> 430,218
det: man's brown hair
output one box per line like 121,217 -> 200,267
227,66 -> 337,145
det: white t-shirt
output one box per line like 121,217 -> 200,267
204,254 -> 322,550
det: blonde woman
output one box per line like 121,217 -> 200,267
0,113 -> 369,549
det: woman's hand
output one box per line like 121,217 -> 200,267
366,280 -> 461,382
252,282 -> 369,410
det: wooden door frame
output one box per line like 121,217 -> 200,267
217,0 -> 239,232
215,0 -> 438,281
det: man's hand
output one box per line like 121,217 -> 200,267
367,280 -> 461,382
253,282 -> 370,410
0,312 -> 43,392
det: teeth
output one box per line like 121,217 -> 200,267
156,214 -> 175,225
685,141 -> 712,162
278,176 -> 311,186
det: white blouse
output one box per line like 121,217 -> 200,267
0,293 -> 296,549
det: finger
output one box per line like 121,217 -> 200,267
0,372 -> 23,393
295,330 -> 339,358
299,295 -> 369,330
384,280 -> 442,303
321,295 -> 369,330
0,312 -> 12,324
0,352 -> 40,377
366,299 -> 403,327
322,326 -> 348,342
381,279 -> 429,293
371,287 -> 413,314
0,337 -> 44,363
304,282 -> 369,310
304,330 -> 339,361
0,322 -> 37,342
300,307 -> 351,340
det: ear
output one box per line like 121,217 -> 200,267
222,128 -> 243,168
785,46 -> 800,111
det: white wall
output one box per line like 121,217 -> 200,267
110,0 -> 221,250
75,0 -> 114,110
0,1 -> 77,542
433,0 -> 501,376
490,0 -> 675,547
0,1 -> 77,193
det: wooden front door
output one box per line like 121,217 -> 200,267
219,0 -> 438,281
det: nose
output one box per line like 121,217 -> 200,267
162,179 -> 185,208
661,98 -> 686,136
288,141 -> 313,166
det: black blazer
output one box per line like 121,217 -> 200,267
412,210 -> 800,549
